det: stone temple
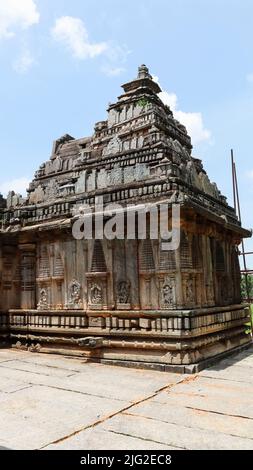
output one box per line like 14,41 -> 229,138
0,65 -> 251,372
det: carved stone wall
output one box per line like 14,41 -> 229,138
0,65 -> 251,371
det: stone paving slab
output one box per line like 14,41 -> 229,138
0,348 -> 253,450
0,385 -> 130,450
183,375 -> 253,395
100,413 -> 253,450
0,360 -> 78,378
0,350 -> 28,363
0,355 -> 182,404
167,376 -> 253,403
218,356 -> 253,368
6,354 -> 89,371
45,428 -> 177,450
200,365 -> 253,385
152,389 -> 253,419
125,400 -> 253,439
0,376 -> 32,394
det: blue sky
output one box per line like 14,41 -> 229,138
1,0 -> 253,261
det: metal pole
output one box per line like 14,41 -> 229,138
231,149 -> 237,213
234,161 -> 247,264
233,159 -> 251,310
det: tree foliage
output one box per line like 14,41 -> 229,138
241,274 -> 253,300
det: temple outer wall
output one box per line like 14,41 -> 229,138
0,209 -> 251,372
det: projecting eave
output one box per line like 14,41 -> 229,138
121,77 -> 162,95
183,198 -> 252,238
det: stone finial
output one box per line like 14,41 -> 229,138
121,64 -> 161,95
137,64 -> 152,80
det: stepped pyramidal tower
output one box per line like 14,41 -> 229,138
0,65 -> 251,372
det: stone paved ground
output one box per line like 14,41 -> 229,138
0,346 -> 253,450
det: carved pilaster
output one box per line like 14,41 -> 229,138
19,244 -> 36,309
182,273 -> 196,308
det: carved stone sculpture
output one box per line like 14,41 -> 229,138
160,278 -> 176,309
117,281 -> 130,306
68,280 -> 82,309
102,136 -> 122,156
90,284 -> 103,304
38,288 -> 48,310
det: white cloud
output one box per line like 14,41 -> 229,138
101,43 -> 130,77
102,66 -> 126,77
246,73 -> 253,83
0,177 -> 30,197
51,16 -> 108,60
0,0 -> 39,39
153,76 -> 211,146
13,48 -> 34,73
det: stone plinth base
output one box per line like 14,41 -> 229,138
0,304 -> 251,373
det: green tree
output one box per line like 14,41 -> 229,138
241,273 -> 253,300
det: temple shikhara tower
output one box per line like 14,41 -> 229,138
0,65 -> 251,372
